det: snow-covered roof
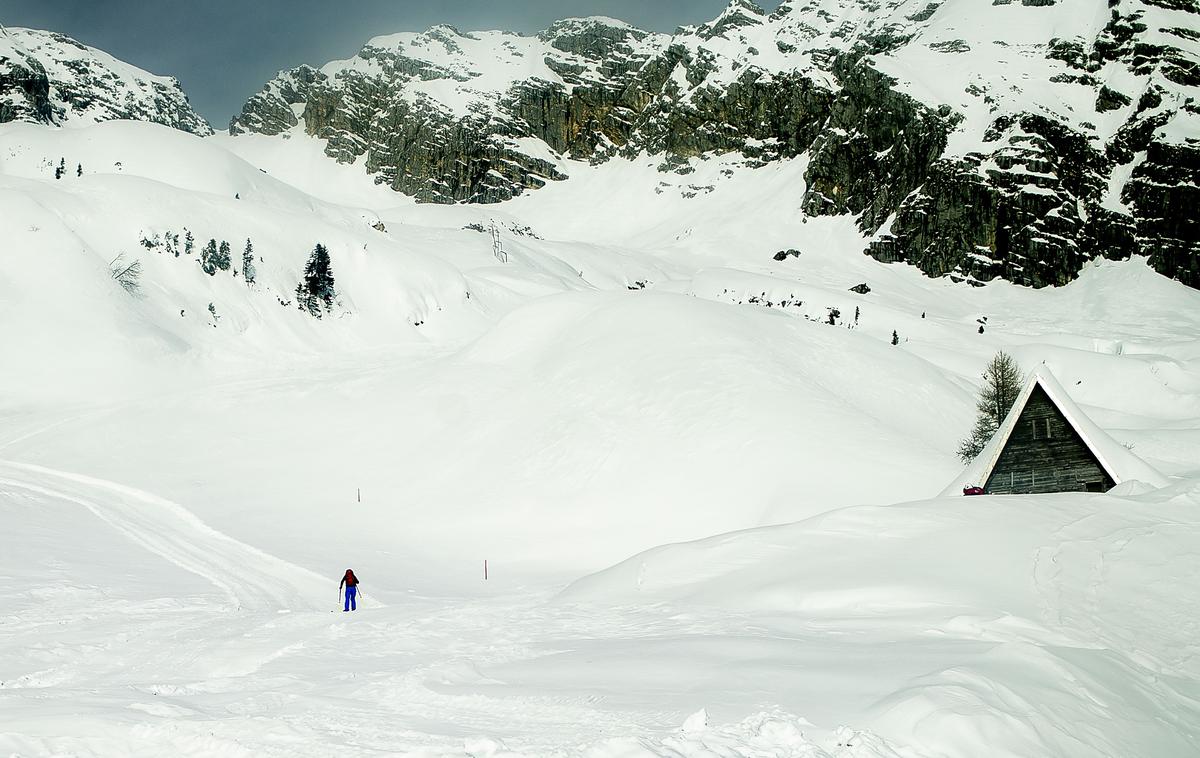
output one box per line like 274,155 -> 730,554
942,366 -> 1169,496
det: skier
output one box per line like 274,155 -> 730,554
339,568 -> 360,612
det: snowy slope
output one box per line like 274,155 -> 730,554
8,118 -> 1200,577
2,51 -> 1200,755
5,12 -> 1198,758
562,486 -> 1200,758
6,110 -> 1200,538
0,120 -> 478,400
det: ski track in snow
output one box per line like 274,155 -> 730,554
0,459 -> 903,756
0,462 -> 793,755
0,460 -> 329,612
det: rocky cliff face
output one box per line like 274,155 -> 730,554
0,27 -> 211,135
230,0 -> 1198,288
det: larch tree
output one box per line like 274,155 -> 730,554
957,350 -> 1024,462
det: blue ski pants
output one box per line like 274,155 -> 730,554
344,585 -> 357,611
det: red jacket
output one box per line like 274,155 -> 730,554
340,570 -> 359,588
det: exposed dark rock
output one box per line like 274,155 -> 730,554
1096,85 -> 1132,112
694,0 -> 767,41
227,1 -> 1200,289
868,113 -> 1123,288
908,3 -> 942,22
0,28 -> 211,134
801,60 -> 957,232
229,66 -> 325,136
1140,0 -> 1198,10
929,39 -> 971,53
0,52 -> 54,124
1047,38 -> 1088,69
1125,140 -> 1200,287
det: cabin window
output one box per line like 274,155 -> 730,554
1031,417 -> 1052,440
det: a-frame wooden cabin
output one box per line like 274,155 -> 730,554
945,367 -> 1168,496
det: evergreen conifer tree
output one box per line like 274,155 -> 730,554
242,239 -> 256,285
957,351 -> 1024,462
295,243 -> 337,317
76,163 -> 82,177
55,158 -> 64,179
184,229 -> 195,258
215,240 -> 232,271
201,239 -> 219,276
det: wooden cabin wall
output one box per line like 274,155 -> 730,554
984,385 -> 1116,495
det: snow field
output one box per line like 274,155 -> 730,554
562,487 -> 1200,757
1,117 -> 1199,756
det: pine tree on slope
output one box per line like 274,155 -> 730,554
295,243 -> 337,317
201,239 -> 218,276
957,350 -> 1024,462
242,239 -> 256,285
215,240 -> 232,271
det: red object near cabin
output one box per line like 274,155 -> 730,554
963,486 -> 985,496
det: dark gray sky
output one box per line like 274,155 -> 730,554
1,0 -> 780,128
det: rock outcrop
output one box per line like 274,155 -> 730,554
230,0 -> 1198,288
0,27 -> 211,135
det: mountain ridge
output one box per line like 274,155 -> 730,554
228,0 -> 1199,289
0,26 -> 212,135
2,2 -> 1196,290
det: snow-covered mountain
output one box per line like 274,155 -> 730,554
0,26 -> 211,135
230,0 -> 1199,289
4,112 -> 1200,758
3,10 -> 1200,758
